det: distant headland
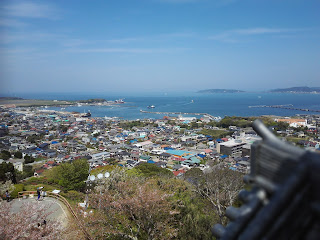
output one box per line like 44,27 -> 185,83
197,89 -> 245,94
269,87 -> 320,94
0,97 -> 125,108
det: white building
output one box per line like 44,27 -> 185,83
8,159 -> 24,172
275,118 -> 307,128
91,152 -> 110,161
134,140 -> 153,150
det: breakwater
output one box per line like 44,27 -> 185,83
140,110 -> 216,118
249,104 -> 320,113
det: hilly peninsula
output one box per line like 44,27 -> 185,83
197,89 -> 245,94
269,87 -> 320,93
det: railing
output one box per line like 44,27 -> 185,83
18,191 -> 92,240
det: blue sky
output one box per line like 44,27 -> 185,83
1,0 -> 319,94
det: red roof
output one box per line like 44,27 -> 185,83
173,169 -> 186,176
36,169 -> 44,174
172,157 -> 185,161
47,161 -> 54,165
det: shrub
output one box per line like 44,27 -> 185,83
11,184 -> 24,198
129,163 -> 172,178
60,190 -> 85,202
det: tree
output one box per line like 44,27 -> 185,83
79,167 -> 219,239
24,155 -> 35,164
0,150 -> 11,160
92,132 -> 100,138
55,159 -> 89,191
156,176 -> 217,240
192,167 -> 244,224
0,180 -> 15,198
128,163 -> 172,178
14,151 -> 23,159
16,165 -> 34,181
24,165 -> 34,177
0,201 -> 63,239
60,125 -> 69,133
0,162 -> 17,183
85,174 -> 177,240
275,121 -> 290,131
26,135 -> 40,143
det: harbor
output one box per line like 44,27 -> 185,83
140,110 -> 217,119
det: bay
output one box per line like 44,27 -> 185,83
12,92 -> 320,120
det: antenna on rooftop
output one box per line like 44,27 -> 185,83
89,175 -> 95,181
105,172 -> 110,178
97,173 -> 103,179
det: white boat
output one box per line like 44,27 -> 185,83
114,98 -> 125,104
147,105 -> 155,108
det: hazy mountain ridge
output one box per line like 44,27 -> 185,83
270,87 -> 320,93
197,89 -> 245,93
0,97 -> 24,100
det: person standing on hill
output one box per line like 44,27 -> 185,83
37,188 -> 40,201
5,190 -> 10,202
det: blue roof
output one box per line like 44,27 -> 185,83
147,160 -> 155,164
197,154 -> 206,158
51,141 -> 59,144
220,155 -> 228,159
166,150 -> 196,157
190,157 -> 200,163
229,167 -> 237,171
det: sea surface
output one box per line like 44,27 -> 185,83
9,92 -> 320,120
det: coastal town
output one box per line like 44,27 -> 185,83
2,0 -> 319,238
1,104 -> 320,180
1,103 -> 320,239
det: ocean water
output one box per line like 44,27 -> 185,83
10,92 -> 320,120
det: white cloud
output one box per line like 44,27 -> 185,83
233,28 -> 295,35
156,0 -> 238,5
0,19 -> 27,27
105,32 -> 194,44
0,47 -> 36,55
156,0 -> 200,3
1,32 -> 64,44
67,47 -> 189,54
106,37 -> 144,44
2,1 -> 60,20
209,27 -> 305,42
